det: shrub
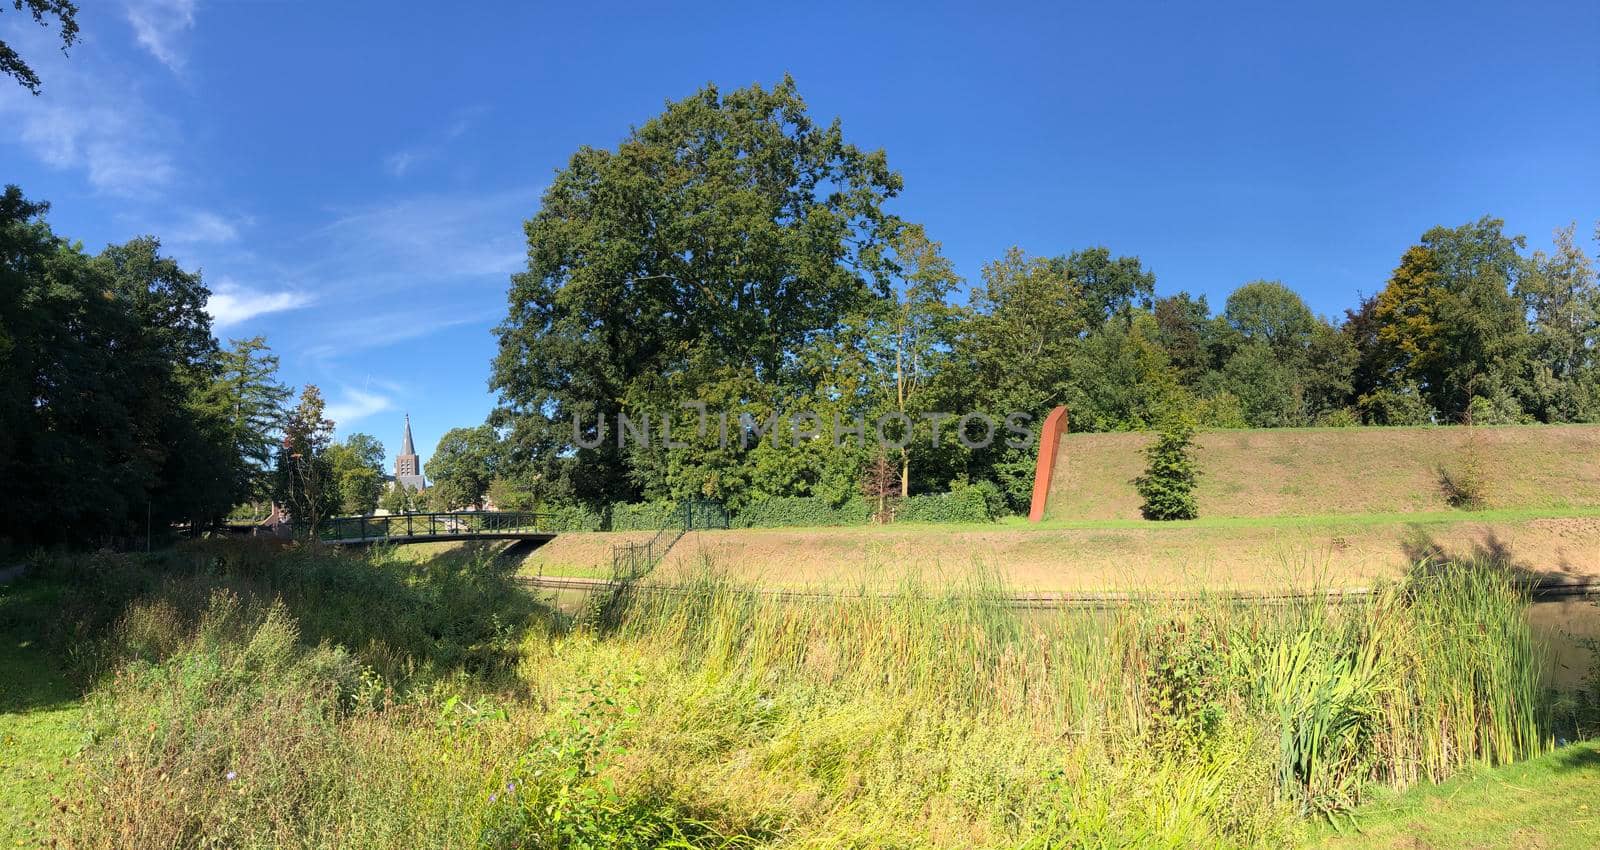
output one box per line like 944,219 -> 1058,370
542,503 -> 606,532
1134,423 -> 1200,520
898,487 -> 992,524
1314,408 -> 1360,428
731,495 -> 870,528
608,501 -> 682,531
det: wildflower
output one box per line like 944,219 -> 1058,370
225,771 -> 237,782
489,793 -> 498,804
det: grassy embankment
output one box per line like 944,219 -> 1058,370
2,539 -> 1595,848
1307,740 -> 1600,849
483,424 -> 1600,589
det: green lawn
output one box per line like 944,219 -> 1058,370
1309,740 -> 1600,849
0,582 -> 83,846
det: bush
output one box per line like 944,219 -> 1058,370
608,501 -> 682,531
1134,423 -> 1200,520
542,503 -> 606,532
731,495 -> 870,528
898,487 -> 992,524
1314,408 -> 1360,428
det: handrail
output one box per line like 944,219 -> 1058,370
608,499 -> 728,581
317,511 -> 555,542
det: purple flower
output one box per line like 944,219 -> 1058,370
225,771 -> 237,782
489,793 -> 498,804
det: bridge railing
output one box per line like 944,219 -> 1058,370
319,511 -> 551,543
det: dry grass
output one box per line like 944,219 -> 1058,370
496,514 -> 1600,593
1047,424 -> 1600,521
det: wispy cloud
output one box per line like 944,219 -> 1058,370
0,25 -> 179,196
206,279 -> 314,328
171,209 -> 243,244
124,0 -> 198,73
384,150 -> 420,177
381,106 -> 485,178
297,310 -> 492,362
325,386 -> 396,428
3,94 -> 177,195
318,188 -> 532,281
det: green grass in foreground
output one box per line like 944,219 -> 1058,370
0,583 -> 81,845
1309,739 -> 1600,849
2,541 -> 1593,848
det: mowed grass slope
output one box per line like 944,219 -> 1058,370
644,512 -> 1600,591
1047,424 -> 1600,521
1308,740 -> 1600,850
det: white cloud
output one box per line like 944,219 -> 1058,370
319,188 -> 532,280
380,106 -> 485,178
297,310 -> 491,362
325,387 -> 395,428
171,210 -> 241,244
206,280 -> 313,328
3,94 -> 177,195
384,150 -> 419,177
124,0 -> 198,73
0,25 -> 179,196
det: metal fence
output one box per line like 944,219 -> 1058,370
319,511 -> 550,543
609,499 -> 727,580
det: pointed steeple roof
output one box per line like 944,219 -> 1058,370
400,413 -> 416,456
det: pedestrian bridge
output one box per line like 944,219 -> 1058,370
319,511 -> 558,546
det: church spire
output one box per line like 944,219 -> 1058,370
393,413 -> 426,491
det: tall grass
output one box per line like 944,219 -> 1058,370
19,542 -> 1565,849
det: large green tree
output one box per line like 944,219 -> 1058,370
1362,218 -> 1531,421
193,337 -> 291,514
1517,223 -> 1600,422
327,433 -> 386,515
491,77 -> 904,506
273,386 -> 338,533
1,186 -> 248,542
426,426 -> 501,510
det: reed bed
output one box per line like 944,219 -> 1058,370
33,543 -> 1565,849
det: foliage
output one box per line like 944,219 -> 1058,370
273,386 -> 338,532
730,495 -> 870,528
378,483 -> 422,514
9,542 -> 1566,848
327,433 -> 386,515
897,486 -> 992,523
425,425 -> 501,510
0,0 -> 78,93
198,337 -> 291,511
0,186 -> 266,543
860,455 -> 900,521
491,75 -> 904,506
608,500 -> 682,532
1135,421 -> 1200,520
1225,280 -> 1317,354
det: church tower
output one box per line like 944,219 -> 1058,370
394,414 -> 427,491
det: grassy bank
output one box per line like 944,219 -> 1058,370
1308,740 -> 1600,849
1,541 -> 1593,847
636,510 -> 1600,592
1048,423 -> 1600,521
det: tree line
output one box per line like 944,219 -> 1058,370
6,76 -> 1598,532
0,186 -> 412,544
486,77 -> 1600,516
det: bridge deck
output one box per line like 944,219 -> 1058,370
318,512 -> 562,547
325,530 -> 556,546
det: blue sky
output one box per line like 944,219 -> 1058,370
3,1 -> 1596,468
